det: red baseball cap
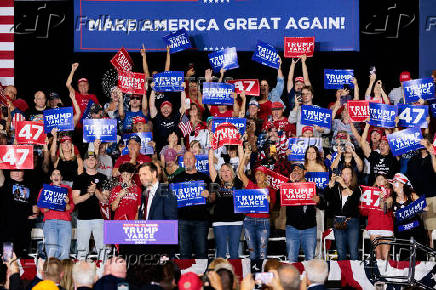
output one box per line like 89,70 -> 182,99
132,116 -> 146,124
160,100 -> 173,109
302,126 -> 313,134
271,102 -> 284,110
255,166 -> 268,174
295,76 -> 304,83
77,78 -> 89,84
399,71 -> 411,83
178,272 -> 202,290
59,135 -> 72,143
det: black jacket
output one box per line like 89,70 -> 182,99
321,184 -> 361,218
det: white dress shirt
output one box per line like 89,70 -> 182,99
146,181 -> 159,220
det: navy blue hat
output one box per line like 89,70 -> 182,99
128,135 -> 141,144
290,163 -> 306,171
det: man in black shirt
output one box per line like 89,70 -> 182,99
172,151 -> 211,259
0,169 -> 37,257
285,164 -> 322,262
26,90 -> 46,122
72,152 -> 108,260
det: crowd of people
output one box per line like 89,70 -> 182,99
0,46 -> 436,271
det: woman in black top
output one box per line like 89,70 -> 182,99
208,148 -> 244,259
323,166 -> 361,260
390,173 -> 428,260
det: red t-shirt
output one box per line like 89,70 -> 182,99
37,184 -> 75,222
109,184 -> 142,220
245,180 -> 276,219
258,101 -> 272,121
210,105 -> 233,118
74,91 -> 100,127
114,154 -> 152,185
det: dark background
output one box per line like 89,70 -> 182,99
13,0 -> 419,108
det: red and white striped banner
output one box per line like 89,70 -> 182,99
0,0 -> 14,86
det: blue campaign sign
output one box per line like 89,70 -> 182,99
300,105 -> 332,129
305,172 -> 329,190
403,78 -> 435,103
251,41 -> 280,70
37,184 -> 68,211
202,82 -> 234,105
324,69 -> 354,89
81,100 -> 95,123
121,132 -> 154,155
211,117 -> 246,135
43,107 -> 74,133
233,189 -> 269,213
170,181 -> 206,208
428,100 -> 436,117
395,195 -> 426,222
387,127 -> 425,156
162,28 -> 192,54
208,47 -> 239,73
153,71 -> 185,92
398,220 -> 420,232
369,103 -> 398,128
83,119 -> 117,143
74,0 -> 359,52
178,155 -> 209,174
397,104 -> 428,128
287,137 -> 323,162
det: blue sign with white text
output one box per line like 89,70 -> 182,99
233,189 -> 269,214
211,117 -> 246,135
395,195 -> 426,222
83,119 -> 118,143
403,78 -> 435,103
202,82 -> 234,105
300,105 -> 332,129
397,104 -> 428,128
37,184 -> 68,211
369,103 -> 398,128
43,107 -> 74,133
252,41 -> 280,70
208,47 -> 239,73
170,181 -> 206,208
305,172 -> 329,190
153,71 -> 185,92
81,100 -> 94,122
288,137 -> 323,162
324,69 -> 354,89
178,155 -> 209,174
121,132 -> 154,155
74,0 -> 359,52
387,127 -> 425,156
162,28 -> 192,54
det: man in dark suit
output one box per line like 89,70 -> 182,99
304,259 -> 328,290
138,162 -> 177,220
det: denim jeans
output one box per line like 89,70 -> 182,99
43,219 -> 72,259
179,220 -> 209,259
243,217 -> 270,260
285,225 -> 317,262
333,217 -> 359,260
213,225 -> 243,259
76,219 -> 105,260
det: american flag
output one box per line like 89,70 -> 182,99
178,114 -> 193,137
0,0 -> 14,86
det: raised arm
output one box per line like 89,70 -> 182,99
287,59 -> 297,93
269,56 -> 284,102
379,82 -> 390,104
140,44 -> 150,78
365,73 -> 376,99
149,83 -> 158,118
360,122 -> 372,158
141,86 -> 148,116
237,144 -> 250,187
50,128 -> 58,163
164,46 -> 171,71
208,147 -> 218,182
238,91 -> 246,117
301,54 -> 311,86
70,91 -> 82,128
118,91 -> 125,120
42,137 -> 50,174
66,63 -> 79,95
351,77 -> 359,100
0,169 -> 4,188
180,82 -> 186,115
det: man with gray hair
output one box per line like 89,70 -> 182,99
305,259 -> 328,289
277,264 -> 300,290
72,261 -> 96,289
